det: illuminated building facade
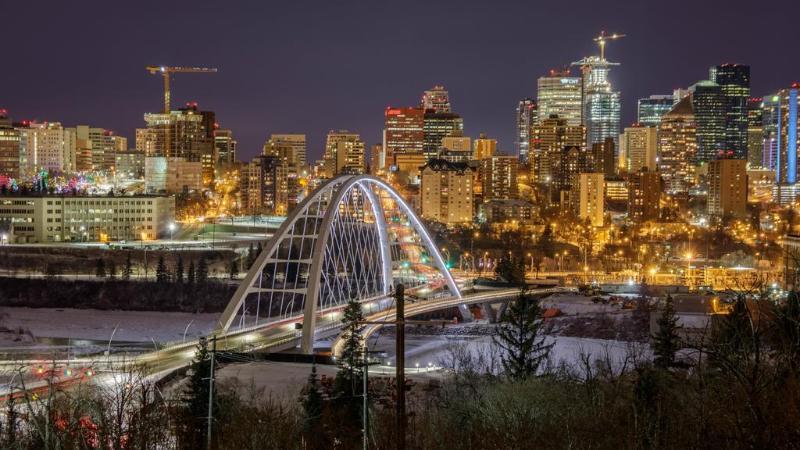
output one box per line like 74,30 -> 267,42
480,156 -> 518,201
323,130 -> 365,177
423,111 -> 463,158
767,85 -> 800,191
637,95 -> 674,127
574,56 -> 621,149
74,126 -> 127,173
658,95 -> 697,194
419,159 -> 473,225
421,85 -> 451,113
572,172 -> 605,227
620,125 -> 657,173
628,168 -> 661,223
530,115 -> 584,184
746,98 -> 764,168
0,110 -> 20,181
516,98 -> 536,164
214,129 -> 237,168
710,64 -> 750,159
16,121 -> 76,175
537,71 -> 582,126
707,157 -> 747,218
473,133 -> 497,160
690,81 -> 726,163
382,107 -> 424,169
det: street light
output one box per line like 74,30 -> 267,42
168,222 -> 176,242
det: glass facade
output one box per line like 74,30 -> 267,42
516,98 -> 536,164
637,95 -> 674,127
711,64 -> 750,159
691,80 -> 726,163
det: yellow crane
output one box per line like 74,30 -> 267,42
593,31 -> 626,60
145,66 -> 218,114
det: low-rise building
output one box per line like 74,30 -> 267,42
483,198 -> 534,224
419,159 -> 473,225
0,195 -> 174,243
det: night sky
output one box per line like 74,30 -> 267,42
2,0 -> 798,162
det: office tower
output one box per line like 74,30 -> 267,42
421,85 -> 451,113
323,130 -> 365,177
473,133 -> 497,160
74,126 -> 127,173
708,158 -> 747,217
264,134 -> 306,168
690,81 -> 726,163
673,88 -> 691,104
0,110 -> 20,181
711,64 -> 750,158
590,137 -> 615,178
658,95 -> 697,194
766,85 -> 800,189
637,95 -> 674,127
516,98 -> 537,164
762,95 -> 781,172
383,107 -> 424,169
16,121 -> 76,175
214,129 -> 237,168
620,125 -> 657,173
746,98 -> 764,168
423,110 -> 463,158
530,114 -> 585,183
572,173 -> 605,227
628,168 -> 661,222
480,156 -> 518,201
419,159 -> 474,225
115,151 -> 145,179
537,70 -> 582,126
573,54 -> 621,149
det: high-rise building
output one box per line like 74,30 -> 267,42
473,133 -> 497,160
214,129 -> 237,168
590,137 -> 615,178
421,85 -> 451,113
572,172 -> 605,227
264,134 -> 306,168
708,158 -> 747,217
710,64 -> 750,158
16,121 -> 76,175
690,81 -> 726,163
658,95 -> 697,194
74,126 -> 127,173
766,85 -> 800,187
369,144 -> 382,175
530,115 -> 585,183
263,134 -> 307,213
423,111 -> 463,158
746,98 -> 764,168
762,95 -> 781,173
537,70 -> 582,126
552,146 -> 590,203
383,107 -> 424,169
516,98 -> 537,164
419,159 -> 473,225
323,130 -> 365,177
573,55 -> 621,149
628,168 -> 661,223
480,156 -> 518,201
637,95 -> 674,127
619,125 -> 657,173
0,110 -> 20,181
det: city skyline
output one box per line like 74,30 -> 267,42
2,0 -> 797,161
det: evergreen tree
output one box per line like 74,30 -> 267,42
300,364 -> 329,447
181,337 -> 213,448
333,298 -> 365,433
95,258 -> 106,278
775,291 -> 800,370
495,255 -> 525,286
652,295 -> 681,369
187,260 -> 196,285
156,256 -> 169,284
493,289 -> 554,380
196,257 -> 209,284
229,259 -> 238,280
175,256 -> 185,284
123,252 -> 133,280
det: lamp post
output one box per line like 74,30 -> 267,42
169,222 -> 176,242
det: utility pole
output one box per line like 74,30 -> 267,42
395,284 -> 405,450
206,335 -> 217,450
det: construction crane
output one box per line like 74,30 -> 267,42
145,66 -> 218,114
593,31 -> 626,60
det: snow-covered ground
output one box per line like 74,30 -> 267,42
0,307 -> 219,343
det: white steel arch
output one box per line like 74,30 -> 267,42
216,175 -> 460,353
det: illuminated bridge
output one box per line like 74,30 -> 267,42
216,174 -> 461,353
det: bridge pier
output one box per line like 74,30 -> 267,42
457,304 -> 473,322
496,302 -> 508,322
